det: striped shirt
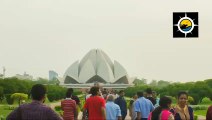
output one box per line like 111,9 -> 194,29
61,98 -> 77,120
6,100 -> 62,120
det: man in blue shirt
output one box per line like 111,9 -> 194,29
134,91 -> 154,120
106,94 -> 122,120
115,90 -> 127,120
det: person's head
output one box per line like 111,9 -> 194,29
152,96 -> 172,120
66,88 -> 73,98
94,82 -> 100,87
177,91 -> 188,107
143,91 -> 147,97
107,94 -> 115,102
133,94 -> 138,100
137,91 -> 143,98
146,88 -> 153,95
119,90 -> 125,97
31,84 -> 46,102
152,91 -> 157,98
90,86 -> 100,96
159,96 -> 172,109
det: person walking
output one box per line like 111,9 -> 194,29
106,94 -> 122,120
129,94 -> 138,120
82,86 -> 106,120
7,84 -> 62,120
148,96 -> 174,120
115,90 -> 127,120
61,88 -> 78,120
134,91 -> 154,120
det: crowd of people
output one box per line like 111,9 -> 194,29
6,83 -> 212,120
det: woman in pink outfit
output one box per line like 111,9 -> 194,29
148,96 -> 174,120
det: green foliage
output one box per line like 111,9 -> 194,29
149,80 -> 157,86
133,78 -> 147,86
188,96 -> 194,105
54,105 -> 62,111
124,85 -> 149,97
189,81 -> 211,104
157,80 -> 170,88
0,78 -> 33,94
0,86 -> 4,103
0,78 -> 69,103
5,94 -> 13,105
200,97 -> 212,105
191,105 -> 208,110
194,114 -> 198,120
170,96 -> 177,104
46,85 -> 67,102
194,110 -> 207,116
11,93 -> 28,105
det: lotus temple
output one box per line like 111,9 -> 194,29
60,49 -> 134,88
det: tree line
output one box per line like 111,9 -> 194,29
125,79 -> 212,105
0,77 -> 69,104
0,77 -> 211,105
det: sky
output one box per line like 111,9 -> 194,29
0,0 -> 212,82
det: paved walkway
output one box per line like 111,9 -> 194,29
77,110 -> 131,120
198,115 -> 206,120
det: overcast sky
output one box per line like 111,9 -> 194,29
0,0 -> 212,82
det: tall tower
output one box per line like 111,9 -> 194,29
49,70 -> 58,80
3,66 -> 6,79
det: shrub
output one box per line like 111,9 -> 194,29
54,105 -> 61,111
188,96 -> 194,105
194,114 -> 198,120
200,97 -> 211,104
191,105 -> 208,110
5,94 -> 13,105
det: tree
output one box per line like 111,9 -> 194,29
157,80 -> 170,88
11,93 -> 28,106
189,81 -> 211,104
0,86 -> 4,103
133,78 -> 147,86
149,80 -> 157,86
188,96 -> 194,105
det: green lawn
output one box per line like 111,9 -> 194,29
0,105 -> 17,119
194,110 -> 207,116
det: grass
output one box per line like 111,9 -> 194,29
0,105 -> 18,119
194,110 -> 207,116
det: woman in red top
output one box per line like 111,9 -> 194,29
61,88 -> 78,120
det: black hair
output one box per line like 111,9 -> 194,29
177,91 -> 188,98
31,84 -> 46,101
137,91 -> 143,97
151,96 -> 172,120
90,86 -> 100,96
66,88 -> 74,98
146,88 -> 152,94
119,90 -> 124,94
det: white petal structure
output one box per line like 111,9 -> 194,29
79,60 -> 96,83
63,49 -> 129,84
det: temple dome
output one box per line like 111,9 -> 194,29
63,49 -> 129,84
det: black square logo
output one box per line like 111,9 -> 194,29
173,12 -> 198,38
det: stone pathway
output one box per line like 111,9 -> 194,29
77,110 -> 131,120
198,115 -> 206,120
